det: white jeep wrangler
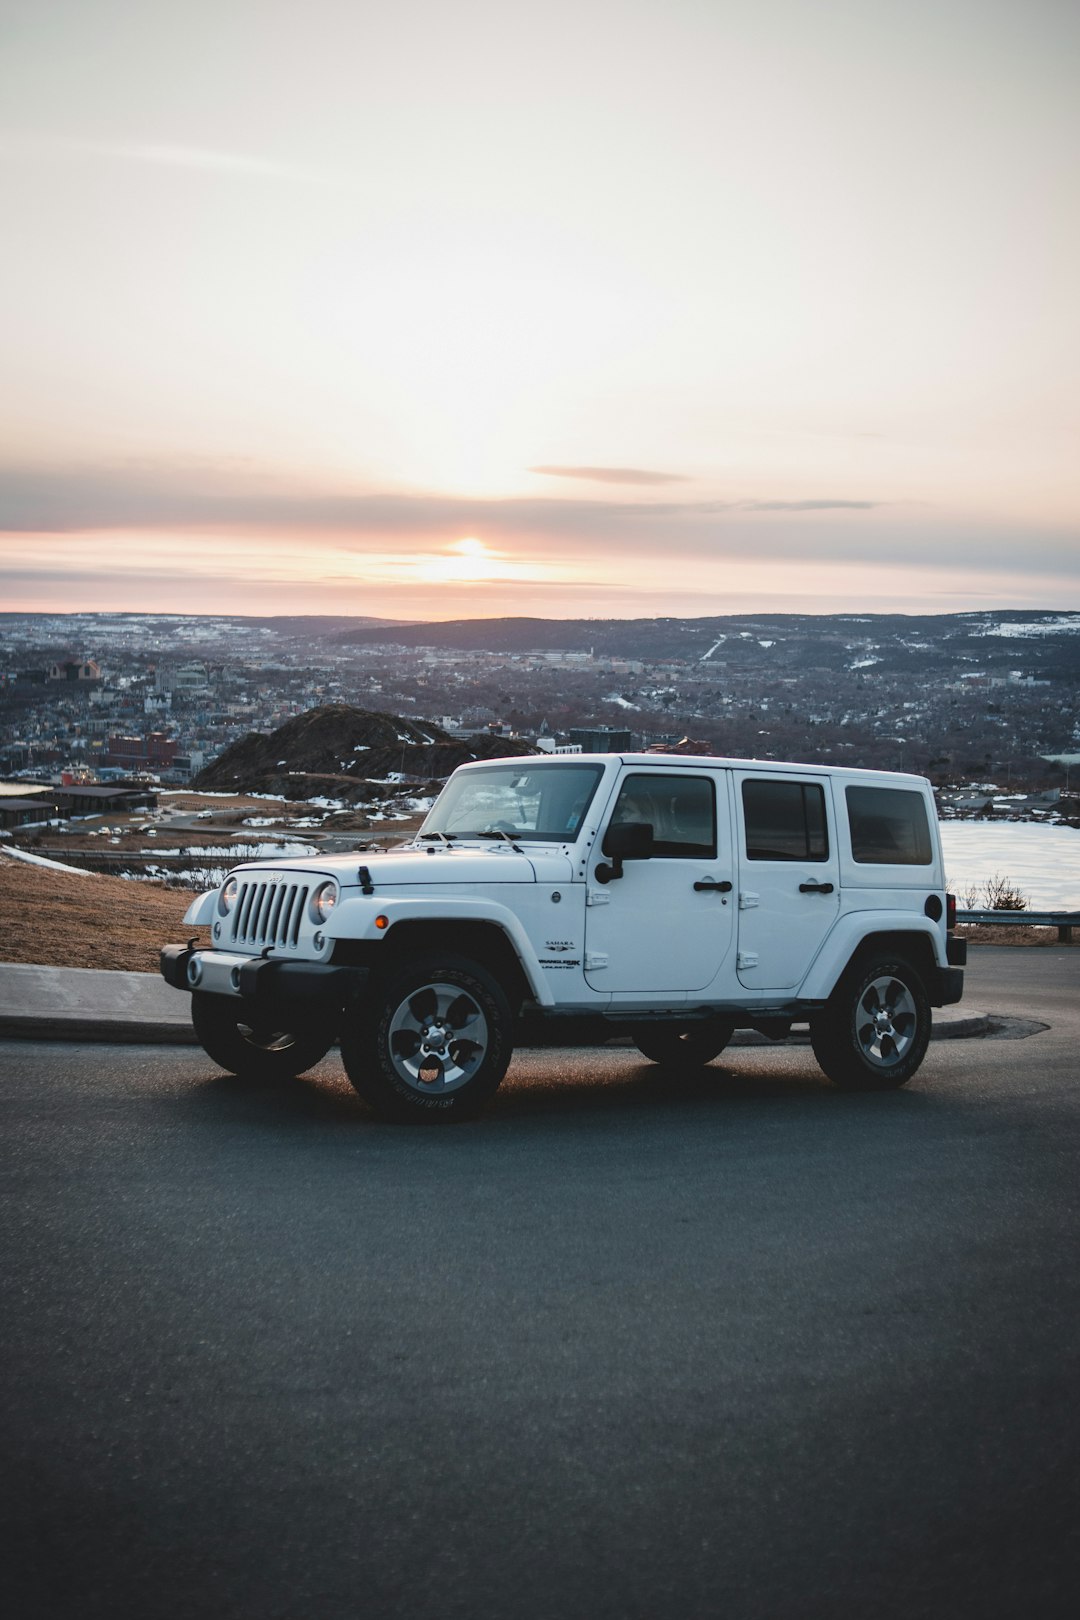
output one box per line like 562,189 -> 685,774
162,754 -> 966,1120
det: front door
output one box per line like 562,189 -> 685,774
584,770 -> 735,993
733,771 -> 840,990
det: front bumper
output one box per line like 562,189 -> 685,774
161,944 -> 367,1008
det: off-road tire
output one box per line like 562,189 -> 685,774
811,954 -> 930,1090
341,953 -> 513,1122
632,1019 -> 735,1070
191,991 -> 335,1080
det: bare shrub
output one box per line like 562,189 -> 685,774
983,873 -> 1028,911
948,874 -> 1029,913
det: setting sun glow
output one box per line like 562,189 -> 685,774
418,538 -> 519,585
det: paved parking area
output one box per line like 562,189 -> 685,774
1,949 -> 1078,1619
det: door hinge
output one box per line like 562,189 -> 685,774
586,889 -> 611,907
737,951 -> 759,970
739,892 -> 759,910
584,951 -> 609,970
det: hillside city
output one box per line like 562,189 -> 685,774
2,611 -> 1079,829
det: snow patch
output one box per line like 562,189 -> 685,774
940,821 -> 1080,908
973,616 -> 1080,638
0,847 -> 100,876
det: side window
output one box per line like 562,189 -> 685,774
742,779 -> 829,862
610,773 -> 716,858
846,786 -> 932,864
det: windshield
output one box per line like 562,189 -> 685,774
419,762 -> 605,843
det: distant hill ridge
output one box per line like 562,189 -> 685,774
194,705 -> 532,799
328,610 -> 1080,675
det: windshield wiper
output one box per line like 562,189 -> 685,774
417,831 -> 456,843
477,830 -> 524,851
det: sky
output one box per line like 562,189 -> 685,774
1,0 -> 1078,621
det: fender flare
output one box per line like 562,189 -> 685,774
183,890 -> 217,926
325,895 -> 557,1007
799,913 -> 945,1001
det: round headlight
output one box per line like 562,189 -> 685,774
311,881 -> 337,923
218,877 -> 239,916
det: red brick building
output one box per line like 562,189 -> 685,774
104,732 -> 178,769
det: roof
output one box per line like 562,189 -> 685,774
459,752 -> 930,786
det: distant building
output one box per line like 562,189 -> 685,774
54,785 -> 158,816
175,662 -> 210,690
104,732 -> 178,770
168,751 -> 205,781
569,726 -> 634,753
49,659 -> 101,683
645,737 -> 715,757
154,662 -> 209,694
0,795 -> 57,830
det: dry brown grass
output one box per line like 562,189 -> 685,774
0,856 -> 199,972
955,923 -> 1071,946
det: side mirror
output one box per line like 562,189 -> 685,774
596,821 -> 654,883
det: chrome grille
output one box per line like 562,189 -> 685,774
229,879 -> 310,949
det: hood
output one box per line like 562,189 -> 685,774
227,843 -> 574,887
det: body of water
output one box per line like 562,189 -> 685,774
939,821 -> 1080,910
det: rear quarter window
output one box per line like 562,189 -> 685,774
846,786 -> 932,865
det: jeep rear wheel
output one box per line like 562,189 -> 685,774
191,991 -> 335,1080
632,1019 -> 735,1070
342,954 -> 513,1121
811,955 -> 930,1090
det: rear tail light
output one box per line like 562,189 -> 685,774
946,892 -> 957,930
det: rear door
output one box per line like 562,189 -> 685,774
733,771 -> 840,990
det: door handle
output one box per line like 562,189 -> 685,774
693,878 -> 733,893
799,881 -> 834,894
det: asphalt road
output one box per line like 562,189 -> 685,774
2,948 -> 1078,1620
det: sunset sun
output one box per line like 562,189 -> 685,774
420,537 -> 504,584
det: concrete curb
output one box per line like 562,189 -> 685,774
0,963 -> 992,1047
0,964 -> 198,1045
0,1014 -> 200,1044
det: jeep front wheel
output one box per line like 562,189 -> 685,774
191,991 -> 335,1080
632,1019 -> 735,1070
341,954 -> 513,1121
811,955 -> 930,1090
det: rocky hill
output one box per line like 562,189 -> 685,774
194,705 -> 533,800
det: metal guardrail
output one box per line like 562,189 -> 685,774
957,909 -> 1080,941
